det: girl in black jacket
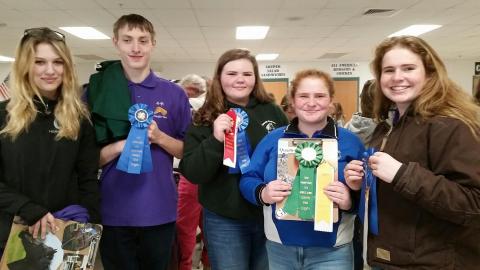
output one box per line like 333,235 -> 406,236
0,27 -> 100,254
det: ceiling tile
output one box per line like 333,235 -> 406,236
201,27 -> 233,40
177,39 -> 209,49
0,0 -> 478,63
63,9 -> 116,27
268,26 -> 336,38
152,9 -> 199,27
1,0 -> 56,10
166,27 -> 204,39
45,0 -> 100,9
142,0 -> 191,9
281,0 -> 329,9
156,38 -> 181,48
95,0 -> 147,9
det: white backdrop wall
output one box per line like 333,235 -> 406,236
0,59 -> 477,96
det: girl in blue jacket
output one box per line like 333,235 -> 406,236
240,69 -> 364,270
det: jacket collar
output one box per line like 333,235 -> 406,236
225,96 -> 259,109
33,95 -> 57,115
284,116 -> 338,139
128,70 -> 157,89
391,105 -> 417,127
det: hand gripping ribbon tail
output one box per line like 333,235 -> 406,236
116,103 -> 154,174
359,148 -> 378,265
227,108 -> 252,174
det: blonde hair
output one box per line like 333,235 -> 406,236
1,28 -> 89,141
371,36 -> 480,139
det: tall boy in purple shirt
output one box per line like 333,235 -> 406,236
92,14 -> 191,270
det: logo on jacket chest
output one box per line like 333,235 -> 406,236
262,120 -> 277,132
49,119 -> 60,134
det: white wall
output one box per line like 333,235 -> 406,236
444,60 -> 476,94
153,59 -> 477,95
0,63 -> 11,82
1,59 -> 477,95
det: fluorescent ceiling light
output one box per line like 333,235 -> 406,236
256,53 -> 279,61
236,26 -> 269,40
59,27 -> 110,40
388,24 -> 442,37
0,55 -> 14,62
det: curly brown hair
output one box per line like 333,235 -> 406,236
193,49 -> 273,125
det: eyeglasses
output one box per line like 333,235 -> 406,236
21,27 -> 65,45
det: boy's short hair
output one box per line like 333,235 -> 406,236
113,14 -> 155,39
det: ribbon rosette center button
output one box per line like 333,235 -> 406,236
135,109 -> 148,122
301,148 -> 317,162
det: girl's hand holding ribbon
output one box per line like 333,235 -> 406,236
213,113 -> 233,142
344,160 -> 365,191
262,180 -> 292,204
368,152 -> 402,183
324,181 -> 352,211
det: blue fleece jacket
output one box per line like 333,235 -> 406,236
240,117 -> 364,247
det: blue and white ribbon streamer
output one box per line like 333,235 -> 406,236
359,147 -> 379,235
229,108 -> 251,174
116,103 -> 153,174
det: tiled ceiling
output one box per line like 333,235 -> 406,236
0,0 -> 479,64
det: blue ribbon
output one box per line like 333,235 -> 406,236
116,103 -> 153,174
358,147 -> 379,235
229,108 -> 252,174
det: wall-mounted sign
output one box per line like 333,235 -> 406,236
260,64 -> 287,79
475,62 -> 480,75
330,63 -> 359,76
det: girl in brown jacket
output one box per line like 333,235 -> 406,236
345,36 -> 480,269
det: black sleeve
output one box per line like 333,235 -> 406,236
180,125 -> 224,185
0,105 -> 49,225
75,120 -> 101,223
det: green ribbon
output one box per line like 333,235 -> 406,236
283,142 -> 323,219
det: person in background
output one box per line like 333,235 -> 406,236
180,48 -> 288,270
0,27 -> 100,255
87,14 -> 191,270
240,69 -> 364,270
329,102 -> 346,127
475,80 -> 480,104
344,35 -> 480,269
280,94 -> 296,121
344,79 -> 377,270
344,79 -> 377,145
175,74 -> 210,270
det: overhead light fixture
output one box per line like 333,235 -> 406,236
236,26 -> 269,40
0,55 -> 14,62
256,53 -> 279,61
59,27 -> 110,40
388,24 -> 442,37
